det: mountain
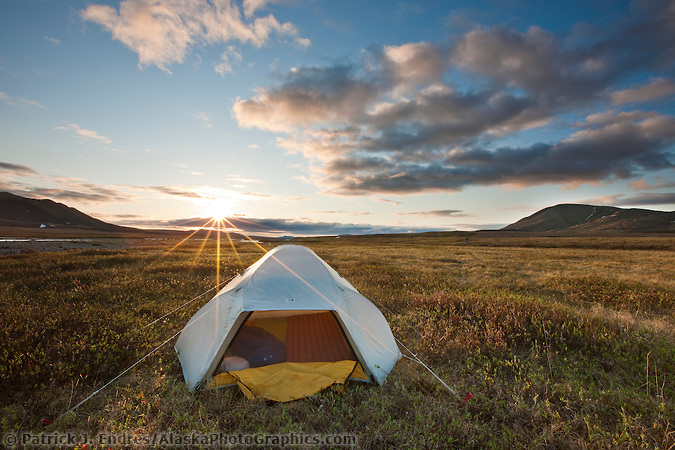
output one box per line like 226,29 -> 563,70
503,204 -> 675,233
0,192 -> 133,232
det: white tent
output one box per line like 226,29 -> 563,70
174,244 -> 401,401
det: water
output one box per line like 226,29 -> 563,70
0,238 -> 97,243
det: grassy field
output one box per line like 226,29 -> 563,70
0,232 -> 673,448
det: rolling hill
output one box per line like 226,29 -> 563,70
503,204 -> 675,233
0,192 -> 250,240
0,192 -> 133,232
3,192 -> 673,235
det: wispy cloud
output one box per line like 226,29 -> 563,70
81,0 -> 309,74
135,185 -> 214,199
239,191 -> 309,202
323,18 -> 354,34
233,1 -> 675,195
0,162 -> 37,175
310,210 -> 372,216
193,110 -> 212,127
111,213 -> 145,219
44,36 -> 60,44
0,92 -> 45,108
1,161 -> 138,208
127,183 -> 304,207
215,45 -> 242,76
18,187 -> 129,203
2,169 -> 131,204
375,197 -> 402,206
226,175 -> 264,184
54,123 -> 112,144
397,210 -> 466,217
242,0 -> 291,18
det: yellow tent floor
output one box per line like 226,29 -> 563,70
208,360 -> 369,402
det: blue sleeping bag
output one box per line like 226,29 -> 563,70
228,325 -> 286,367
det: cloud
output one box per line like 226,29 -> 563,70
18,187 -> 129,203
226,175 -> 263,184
193,110 -> 212,127
112,213 -> 145,219
614,192 -> 675,206
242,0 -> 290,18
232,0 -> 675,195
1,163 -> 132,204
611,78 -> 675,105
44,36 -> 60,44
3,177 -> 130,204
54,123 -> 112,144
135,185 -> 214,199
254,106 -> 675,195
0,92 -> 45,108
381,42 -> 447,94
129,184 -> 287,204
581,192 -> 675,208
375,197 -> 402,206
215,45 -> 242,76
81,0 -> 308,73
629,178 -> 675,191
323,18 -> 354,34
239,191 -> 309,202
310,210 -> 372,216
234,65 -> 380,133
397,210 -> 465,217
0,162 -> 37,175
132,215 -> 441,236
451,26 -> 567,95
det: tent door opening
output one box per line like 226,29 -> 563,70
208,310 -> 371,400
216,310 -> 359,372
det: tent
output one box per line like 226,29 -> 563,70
174,244 -> 401,402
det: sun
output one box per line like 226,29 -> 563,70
206,198 -> 233,222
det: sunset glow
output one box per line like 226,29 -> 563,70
206,199 -> 234,222
1,0 -> 673,236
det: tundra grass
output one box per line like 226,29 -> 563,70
0,234 -> 673,448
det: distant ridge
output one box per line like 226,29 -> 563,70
0,192 -> 133,232
503,204 -> 675,233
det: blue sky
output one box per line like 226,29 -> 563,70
1,0 -> 674,236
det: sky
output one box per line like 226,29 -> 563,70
1,0 -> 674,236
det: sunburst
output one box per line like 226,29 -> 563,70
146,197 -> 276,292
206,198 -> 233,222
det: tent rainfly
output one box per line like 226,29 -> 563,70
174,244 -> 401,402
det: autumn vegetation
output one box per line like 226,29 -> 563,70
1,232 -> 673,448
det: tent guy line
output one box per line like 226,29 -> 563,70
398,341 -> 463,402
141,274 -> 236,330
54,327 -> 184,424
363,289 -> 466,402
52,275 -> 238,424
50,245 -> 465,423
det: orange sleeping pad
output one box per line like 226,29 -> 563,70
285,312 -> 356,363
